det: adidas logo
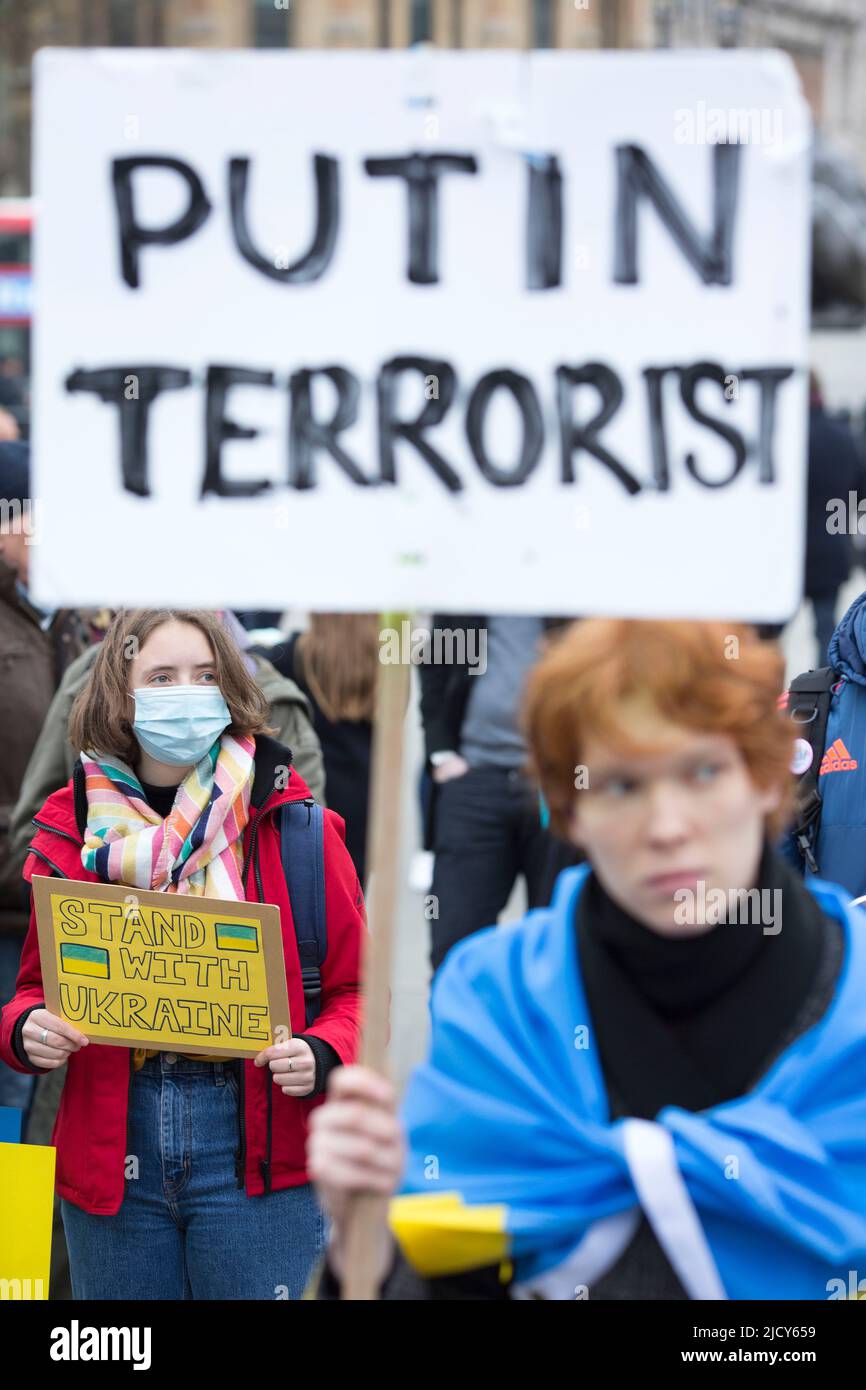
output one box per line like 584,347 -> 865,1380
820,738 -> 858,775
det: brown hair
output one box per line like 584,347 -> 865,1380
296,614 -> 380,723
522,620 -> 795,839
68,609 -> 271,764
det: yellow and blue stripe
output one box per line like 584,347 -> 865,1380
60,942 -> 110,980
215,922 -> 259,953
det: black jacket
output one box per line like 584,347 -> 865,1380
418,615 -> 568,761
418,615 -> 569,848
805,406 -> 866,597
265,634 -> 372,888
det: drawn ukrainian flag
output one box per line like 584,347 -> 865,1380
216,922 -> 259,953
60,942 -> 110,979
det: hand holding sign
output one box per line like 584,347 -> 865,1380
255,1037 -> 317,1097
19,1008 -> 89,1070
33,878 -> 291,1058
307,1066 -> 403,1287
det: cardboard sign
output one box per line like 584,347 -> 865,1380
33,877 -> 291,1057
0,1142 -> 55,1300
32,49 -> 811,620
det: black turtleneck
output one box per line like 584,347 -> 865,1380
139,779 -> 179,819
576,842 -> 827,1118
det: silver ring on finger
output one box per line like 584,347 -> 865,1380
287,1059 -> 294,1072
40,1028 -> 49,1045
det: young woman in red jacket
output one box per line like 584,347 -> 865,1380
0,609 -> 364,1300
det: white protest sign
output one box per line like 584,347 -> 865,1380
32,49 -> 811,618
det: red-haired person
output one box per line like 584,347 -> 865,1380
0,610 -> 364,1300
309,620 -> 866,1300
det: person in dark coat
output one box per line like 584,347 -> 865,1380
419,614 -> 578,972
0,443 -> 56,1115
266,615 -> 377,888
804,371 -> 866,663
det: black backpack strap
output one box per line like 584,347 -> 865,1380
73,759 -> 89,839
786,666 -> 838,874
279,799 -> 327,1027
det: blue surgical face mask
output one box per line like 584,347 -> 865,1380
132,685 -> 232,767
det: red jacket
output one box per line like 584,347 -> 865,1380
0,736 -> 364,1214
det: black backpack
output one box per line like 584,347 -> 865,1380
785,666 -> 839,874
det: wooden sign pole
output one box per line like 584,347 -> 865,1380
341,610 -> 411,1300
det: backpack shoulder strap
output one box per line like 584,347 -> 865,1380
279,798 -> 327,1027
786,666 -> 838,874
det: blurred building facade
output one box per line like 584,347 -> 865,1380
1,1 -> 865,191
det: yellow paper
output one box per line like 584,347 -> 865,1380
0,1142 -> 55,1300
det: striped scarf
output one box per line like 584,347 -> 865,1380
80,733 -> 255,899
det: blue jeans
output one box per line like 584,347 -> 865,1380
61,1053 -> 325,1299
0,930 -> 36,1116
429,766 -> 556,972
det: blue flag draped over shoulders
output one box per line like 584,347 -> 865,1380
393,866 -> 866,1299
